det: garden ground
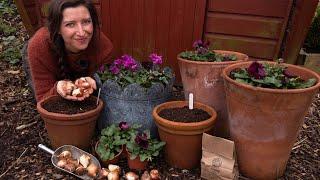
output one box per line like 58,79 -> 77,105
0,1 -> 319,179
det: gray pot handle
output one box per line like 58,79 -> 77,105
38,144 -> 54,155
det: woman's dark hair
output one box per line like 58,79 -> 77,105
47,0 -> 100,80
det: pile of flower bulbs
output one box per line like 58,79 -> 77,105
100,165 -> 160,180
56,150 -> 99,178
67,77 -> 93,97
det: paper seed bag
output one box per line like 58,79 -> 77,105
201,133 -> 238,180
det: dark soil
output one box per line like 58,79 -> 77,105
158,106 -> 211,122
42,96 -> 97,114
0,1 -> 319,180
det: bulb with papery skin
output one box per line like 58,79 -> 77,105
56,159 -> 67,168
140,171 -> 151,180
79,154 -> 91,168
57,150 -> 72,159
150,169 -> 160,180
87,163 -> 98,178
108,171 -> 120,180
108,164 -> 121,174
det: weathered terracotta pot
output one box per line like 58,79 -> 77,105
222,61 -> 320,179
95,142 -> 123,167
37,95 -> 103,149
127,153 -> 148,170
178,50 -> 248,138
152,101 -> 217,169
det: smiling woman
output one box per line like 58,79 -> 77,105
26,0 -> 113,102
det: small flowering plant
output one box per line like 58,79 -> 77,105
96,124 -> 126,161
98,53 -> 173,88
230,60 -> 317,89
96,122 -> 140,161
179,40 -> 237,62
126,130 -> 166,162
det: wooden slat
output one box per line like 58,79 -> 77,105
206,12 -> 283,39
101,0 -> 111,37
143,0 -> 156,58
283,0 -> 319,64
193,0 -> 206,40
132,0 -> 144,59
154,0 -> 171,62
208,0 -> 291,18
205,33 -> 277,59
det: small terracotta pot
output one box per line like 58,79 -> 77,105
178,50 -> 248,138
37,95 -> 103,149
127,152 -> 148,170
152,101 -> 217,169
222,61 -> 320,179
95,141 -> 123,167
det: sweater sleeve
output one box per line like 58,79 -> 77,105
27,28 -> 59,102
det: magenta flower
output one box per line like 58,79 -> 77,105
149,53 -> 163,65
122,55 -> 138,71
119,121 -> 129,131
247,61 -> 266,79
113,58 -> 123,67
109,64 -> 120,74
135,132 -> 149,149
99,65 -> 105,73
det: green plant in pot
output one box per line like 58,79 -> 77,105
126,130 -> 165,170
222,60 -> 320,179
96,53 -> 174,138
177,40 -> 248,138
95,124 -> 126,166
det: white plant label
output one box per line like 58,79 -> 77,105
189,93 -> 194,110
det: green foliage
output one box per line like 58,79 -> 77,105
126,130 -> 165,162
1,36 -> 22,64
304,6 -> 320,53
230,62 -> 317,89
0,1 -> 15,16
96,124 -> 126,161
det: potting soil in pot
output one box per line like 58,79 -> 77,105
42,96 -> 97,114
158,106 -> 211,122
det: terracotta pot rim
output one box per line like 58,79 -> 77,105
152,101 -> 217,132
222,61 -> 320,93
177,50 -> 249,65
36,95 -> 104,120
95,141 -> 123,161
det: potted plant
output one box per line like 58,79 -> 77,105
37,95 -> 103,149
126,131 -> 165,170
96,53 -> 174,138
152,100 -> 217,169
95,124 -> 126,166
221,60 -> 320,179
301,5 -> 320,73
177,40 -> 248,138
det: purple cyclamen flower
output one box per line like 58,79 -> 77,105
122,55 -> 138,71
109,64 -> 120,74
113,58 -> 123,67
247,61 -> 266,79
99,65 -> 105,73
149,53 -> 163,65
135,132 -> 149,149
119,121 -> 129,131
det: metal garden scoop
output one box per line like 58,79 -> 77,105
38,144 -> 101,180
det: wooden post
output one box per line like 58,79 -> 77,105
282,0 -> 318,64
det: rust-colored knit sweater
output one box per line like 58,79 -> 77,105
27,27 -> 113,102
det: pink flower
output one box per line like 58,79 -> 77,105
99,65 -> 105,73
109,64 -> 120,74
122,55 -> 138,71
119,121 -> 129,131
149,53 -> 163,65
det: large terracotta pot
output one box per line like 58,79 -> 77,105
152,101 -> 217,169
178,50 -> 248,138
222,61 -> 320,179
37,95 -> 103,149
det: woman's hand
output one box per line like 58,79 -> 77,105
57,77 -> 96,101
57,80 -> 85,101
